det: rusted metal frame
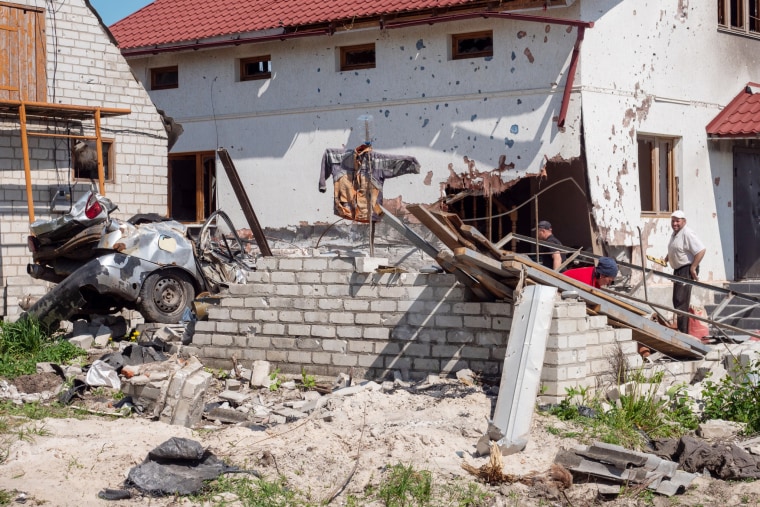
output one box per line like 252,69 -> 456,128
509,232 -> 760,305
95,108 -> 105,195
557,247 -> 582,271
19,103 -> 34,223
709,293 -> 734,320
0,99 -> 130,118
521,263 -> 710,357
606,286 -> 760,341
216,148 -> 273,257
712,301 -> 760,323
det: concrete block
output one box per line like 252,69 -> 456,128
355,257 -> 388,273
69,334 -> 93,350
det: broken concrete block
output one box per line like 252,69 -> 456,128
93,325 -> 111,348
35,363 -> 56,374
354,256 -> 388,273
456,369 -> 475,385
698,419 -> 746,441
225,379 -> 241,391
250,360 -> 271,388
218,390 -> 249,405
69,334 -> 94,350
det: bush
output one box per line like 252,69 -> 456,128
701,357 -> 760,434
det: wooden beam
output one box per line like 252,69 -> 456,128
407,204 -> 464,252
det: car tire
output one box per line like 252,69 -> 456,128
137,270 -> 195,324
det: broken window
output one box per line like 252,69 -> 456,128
150,66 -> 179,90
718,0 -> 760,35
637,135 -> 676,215
71,139 -> 114,182
339,44 -> 376,71
240,55 -> 272,81
451,31 -> 494,60
168,152 -> 216,222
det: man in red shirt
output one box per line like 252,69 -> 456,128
563,257 -> 618,289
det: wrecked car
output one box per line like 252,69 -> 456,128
24,191 -> 255,328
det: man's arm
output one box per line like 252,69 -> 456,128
690,249 -> 706,280
551,251 -> 562,270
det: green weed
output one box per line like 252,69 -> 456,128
300,368 -> 316,390
269,368 -> 283,391
0,317 -> 86,379
193,475 -> 307,506
701,357 -> 760,433
376,463 -> 432,507
0,489 -> 13,506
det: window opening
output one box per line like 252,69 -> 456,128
340,44 -> 376,71
240,56 -> 272,81
718,0 -> 760,35
151,66 -> 178,90
638,135 -> 676,215
71,139 -> 114,182
451,31 -> 494,60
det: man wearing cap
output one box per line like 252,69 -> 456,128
563,257 -> 619,288
665,210 -> 706,333
533,220 -> 565,270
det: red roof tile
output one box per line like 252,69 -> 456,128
706,83 -> 760,138
110,0 -> 484,50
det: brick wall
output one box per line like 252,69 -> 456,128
191,257 -> 643,399
1,0 -> 168,319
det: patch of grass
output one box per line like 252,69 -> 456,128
0,489 -> 13,506
193,475 -> 310,506
375,463 -> 432,507
269,368 -> 283,391
0,316 -> 86,379
0,401 -> 79,465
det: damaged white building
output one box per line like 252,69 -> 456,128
109,0 -> 760,288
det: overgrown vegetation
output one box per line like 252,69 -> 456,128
300,368 -> 316,390
701,357 -> 760,434
0,317 -> 86,379
193,463 -> 491,507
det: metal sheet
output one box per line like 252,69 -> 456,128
491,284 -> 557,455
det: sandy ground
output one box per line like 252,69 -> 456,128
3,379 -> 760,506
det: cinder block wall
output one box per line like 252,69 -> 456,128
191,257 -> 642,397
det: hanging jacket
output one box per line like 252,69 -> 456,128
319,145 -> 420,222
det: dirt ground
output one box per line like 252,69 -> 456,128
3,375 -> 760,507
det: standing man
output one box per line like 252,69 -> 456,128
533,220 -> 565,270
665,210 -> 706,334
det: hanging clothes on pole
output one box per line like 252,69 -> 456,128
319,145 -> 420,223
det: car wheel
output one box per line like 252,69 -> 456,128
138,270 -> 195,323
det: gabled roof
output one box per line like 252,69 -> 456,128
706,83 -> 760,138
111,0 -> 488,50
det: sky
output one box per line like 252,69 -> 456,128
89,0 -> 153,26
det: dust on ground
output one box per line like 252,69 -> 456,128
2,373 -> 760,506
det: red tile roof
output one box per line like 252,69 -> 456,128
706,83 -> 760,138
110,0 -> 485,50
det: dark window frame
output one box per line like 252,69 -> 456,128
718,0 -> 760,36
451,30 -> 494,60
240,55 -> 272,81
71,139 -> 115,183
637,135 -> 677,216
339,43 -> 376,71
150,66 -> 179,90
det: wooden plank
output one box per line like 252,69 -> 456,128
407,204 -> 466,252
459,224 -> 505,259
378,204 -> 439,260
436,251 -> 492,300
430,209 -> 477,250
458,264 -> 513,300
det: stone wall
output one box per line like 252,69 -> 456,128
191,256 -> 643,399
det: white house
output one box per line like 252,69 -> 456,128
0,0 -> 168,319
111,0 -> 760,285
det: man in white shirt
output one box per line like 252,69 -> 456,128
665,210 -> 706,333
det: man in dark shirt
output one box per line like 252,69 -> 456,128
533,220 -> 565,270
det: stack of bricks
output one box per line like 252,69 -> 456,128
190,256 -> 643,396
540,299 -> 642,403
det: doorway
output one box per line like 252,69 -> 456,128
733,148 -> 760,279
168,152 -> 216,223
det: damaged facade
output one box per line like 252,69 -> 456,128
0,0 -> 169,319
111,0 -> 759,285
